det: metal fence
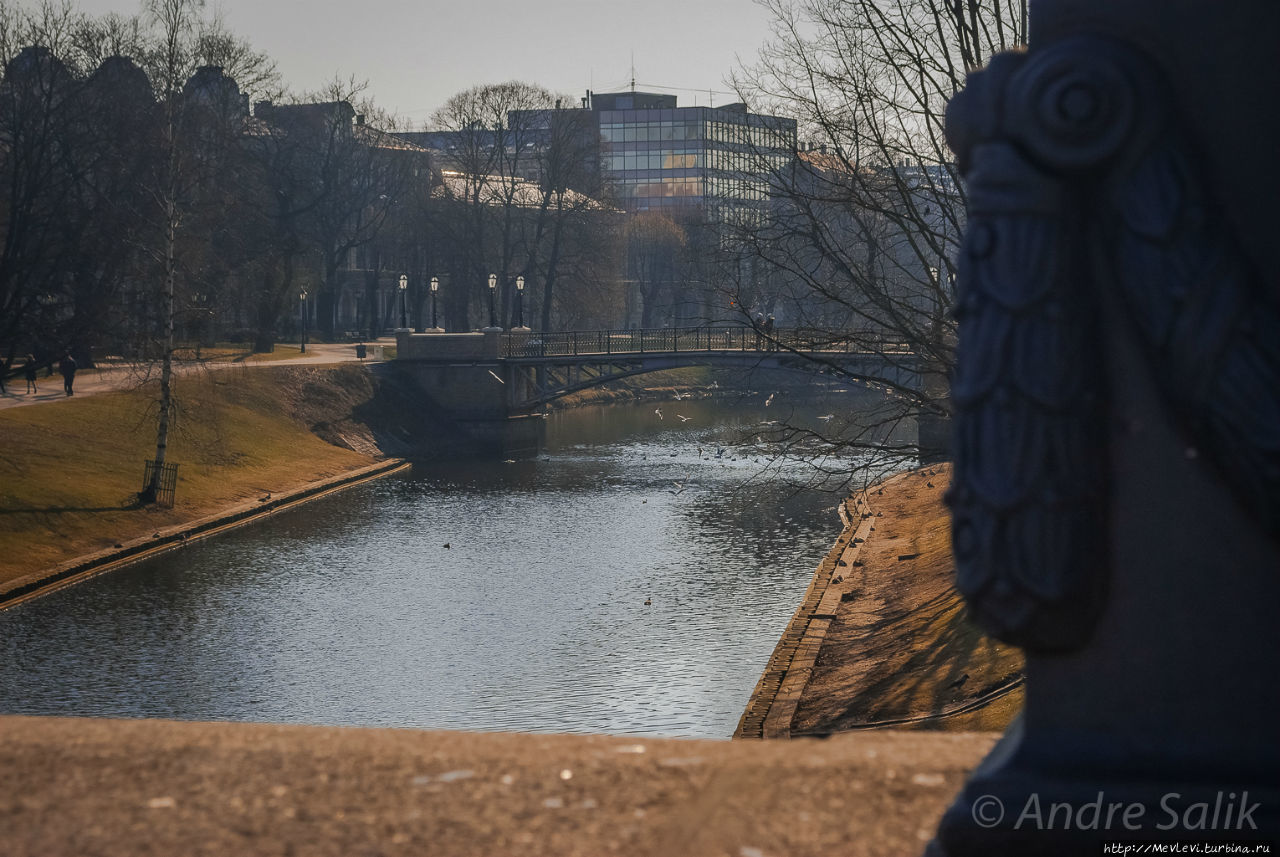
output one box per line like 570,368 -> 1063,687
141,459 -> 179,508
501,325 -> 909,359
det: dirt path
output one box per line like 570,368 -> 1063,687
0,339 -> 393,412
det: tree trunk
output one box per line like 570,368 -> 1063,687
540,215 -> 566,332
142,195 -> 177,505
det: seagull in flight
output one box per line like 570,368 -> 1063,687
676,414 -> 691,422
765,393 -> 775,407
654,407 -> 664,420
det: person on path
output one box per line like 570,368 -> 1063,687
23,355 -> 37,394
59,353 -> 76,396
763,315 -> 776,351
754,312 -> 765,350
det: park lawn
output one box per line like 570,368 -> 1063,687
0,368 -> 375,586
170,343 -> 304,363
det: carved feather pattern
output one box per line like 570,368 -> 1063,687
948,142 -> 1108,650
946,34 -> 1280,651
1109,142 -> 1280,536
945,46 -> 1115,652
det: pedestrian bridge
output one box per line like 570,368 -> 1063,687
396,325 -> 920,412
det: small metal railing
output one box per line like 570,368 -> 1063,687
141,459 -> 179,508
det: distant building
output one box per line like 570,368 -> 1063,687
503,90 -> 796,225
253,98 -> 435,338
585,90 -> 795,225
410,90 -> 797,224
399,89 -> 797,328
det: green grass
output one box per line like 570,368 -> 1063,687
167,343 -> 304,363
0,369 -> 375,584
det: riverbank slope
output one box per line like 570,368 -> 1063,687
743,466 -> 1024,737
794,466 -> 1023,733
0,364 -> 434,595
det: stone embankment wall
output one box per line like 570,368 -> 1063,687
736,495 -> 877,739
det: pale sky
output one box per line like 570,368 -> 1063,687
69,0 -> 778,127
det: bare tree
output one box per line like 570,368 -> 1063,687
0,2 -> 87,387
430,82 -> 560,329
725,0 -> 1026,474
624,212 -> 688,329
288,79 -> 408,339
514,104 -> 611,331
133,0 -> 200,503
135,0 -> 258,503
192,11 -> 280,103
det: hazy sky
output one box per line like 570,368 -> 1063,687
70,0 -> 778,127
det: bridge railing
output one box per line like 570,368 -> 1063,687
504,325 -> 759,358
502,325 -> 912,359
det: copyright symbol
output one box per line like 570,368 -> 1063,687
972,795 -> 1004,828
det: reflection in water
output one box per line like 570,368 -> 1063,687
0,395 -> 899,737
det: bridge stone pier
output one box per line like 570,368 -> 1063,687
395,330 -> 546,457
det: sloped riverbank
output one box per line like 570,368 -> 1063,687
0,364 -> 434,601
740,465 -> 1024,738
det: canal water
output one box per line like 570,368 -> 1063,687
0,392 -> 902,738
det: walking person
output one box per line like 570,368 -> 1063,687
763,314 -> 776,351
754,312 -> 765,350
23,355 -> 37,394
59,352 -> 77,396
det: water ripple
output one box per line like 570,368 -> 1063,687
0,397 -> 904,737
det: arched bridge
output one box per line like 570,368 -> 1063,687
396,325 -> 922,412
393,325 -> 937,455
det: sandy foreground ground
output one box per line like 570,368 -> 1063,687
0,715 -> 996,857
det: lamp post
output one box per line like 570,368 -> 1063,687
299,289 -> 308,354
398,274 -> 408,329
487,273 -> 498,329
430,277 -> 440,331
515,275 -> 525,329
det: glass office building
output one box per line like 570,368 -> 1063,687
510,91 -> 796,224
589,91 -> 796,223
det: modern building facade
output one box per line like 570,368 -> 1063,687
403,89 -> 799,329
507,90 -> 796,226
589,91 -> 795,225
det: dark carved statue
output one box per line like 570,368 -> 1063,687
932,2 -> 1280,853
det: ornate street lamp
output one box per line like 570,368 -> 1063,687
299,288 -> 308,354
398,274 -> 408,329
487,273 -> 498,329
515,275 -> 525,329
430,277 -> 440,331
